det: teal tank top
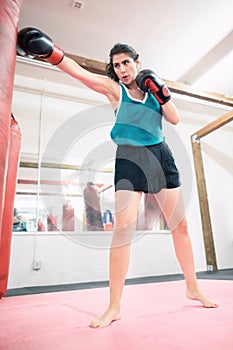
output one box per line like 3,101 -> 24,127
110,83 -> 165,146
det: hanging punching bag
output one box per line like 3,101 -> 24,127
62,200 -> 75,231
83,182 -> 104,231
0,0 -> 23,298
0,116 -> 21,298
0,0 -> 23,243
47,209 -> 58,232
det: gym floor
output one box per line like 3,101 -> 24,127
1,269 -> 233,350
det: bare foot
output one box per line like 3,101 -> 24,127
186,288 -> 219,308
90,307 -> 121,328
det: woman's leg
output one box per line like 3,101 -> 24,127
155,187 -> 218,308
90,190 -> 142,328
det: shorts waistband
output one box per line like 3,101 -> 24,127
117,142 -> 164,150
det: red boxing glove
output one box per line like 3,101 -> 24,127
136,69 -> 171,105
17,27 -> 64,65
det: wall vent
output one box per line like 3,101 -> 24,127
72,1 -> 85,10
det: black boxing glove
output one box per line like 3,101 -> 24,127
136,69 -> 171,105
17,27 -> 64,65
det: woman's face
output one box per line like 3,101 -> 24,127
112,53 -> 139,85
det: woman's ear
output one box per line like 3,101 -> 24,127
136,59 -> 141,71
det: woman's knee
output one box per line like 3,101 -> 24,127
171,217 -> 188,235
114,214 -> 138,230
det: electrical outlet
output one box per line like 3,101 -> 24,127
33,260 -> 41,270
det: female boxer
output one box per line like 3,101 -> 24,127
17,28 -> 218,328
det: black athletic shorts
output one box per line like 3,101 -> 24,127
114,142 -> 181,193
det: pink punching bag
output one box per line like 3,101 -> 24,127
47,209 -> 58,232
0,0 -> 23,242
83,182 -> 104,231
0,116 -> 21,297
62,201 -> 75,231
0,0 -> 23,298
37,219 -> 46,231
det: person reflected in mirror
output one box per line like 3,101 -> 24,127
13,208 -> 27,232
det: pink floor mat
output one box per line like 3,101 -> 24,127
0,279 -> 232,350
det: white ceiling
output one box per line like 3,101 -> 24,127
17,0 -> 233,97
